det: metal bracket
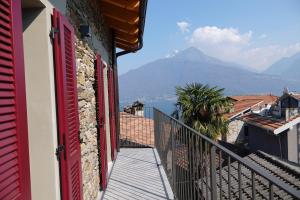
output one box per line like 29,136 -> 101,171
55,144 -> 65,161
50,27 -> 59,40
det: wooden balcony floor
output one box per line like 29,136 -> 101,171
103,148 -> 174,200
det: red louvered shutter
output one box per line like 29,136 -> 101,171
108,67 -> 117,160
52,9 -> 83,200
95,55 -> 108,190
0,0 -> 31,199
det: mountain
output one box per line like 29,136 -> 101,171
264,52 -> 300,80
119,47 -> 300,103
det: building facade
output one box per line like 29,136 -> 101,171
0,0 -> 147,199
242,92 -> 300,164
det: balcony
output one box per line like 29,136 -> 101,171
103,108 -> 300,200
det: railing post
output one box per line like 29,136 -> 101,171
210,145 -> 217,200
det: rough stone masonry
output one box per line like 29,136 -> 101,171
66,0 -> 113,199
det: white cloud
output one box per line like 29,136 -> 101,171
177,21 -> 190,33
259,34 -> 267,39
188,26 -> 300,71
190,26 -> 252,45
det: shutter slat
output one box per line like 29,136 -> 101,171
0,155 -> 18,173
0,34 -> 11,45
0,43 -> 12,53
0,121 -> 16,132
0,165 -> 18,182
0,90 -> 15,98
0,128 -> 16,140
0,99 -> 15,106
0,26 -> 12,39
0,135 -> 16,148
0,50 -> 13,60
0,3 -> 10,15
0,66 -> 13,75
0,172 -> 19,191
0,181 -> 20,200
0,12 -> 10,23
0,58 -> 13,68
2,188 -> 21,200
0,151 -> 17,166
0,82 -> 14,90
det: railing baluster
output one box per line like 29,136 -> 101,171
251,171 -> 256,200
238,162 -> 242,199
228,156 -> 231,200
210,145 -> 217,200
269,182 -> 274,200
219,150 -> 223,200
200,137 -> 203,199
205,142 -> 209,200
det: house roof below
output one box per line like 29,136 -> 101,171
241,113 -> 300,134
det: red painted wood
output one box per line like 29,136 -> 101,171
108,67 -> 117,160
0,0 -> 31,199
95,55 -> 108,190
53,9 -> 83,200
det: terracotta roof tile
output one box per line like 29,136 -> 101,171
226,95 -> 278,119
120,112 -> 154,147
241,113 -> 300,133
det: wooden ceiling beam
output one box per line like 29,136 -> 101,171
115,38 -> 138,46
115,31 -> 138,43
100,1 -> 139,24
102,0 -> 139,10
116,42 -> 137,50
105,17 -> 139,34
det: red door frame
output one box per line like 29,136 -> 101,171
52,9 -> 83,200
0,0 -> 31,199
95,55 -> 108,190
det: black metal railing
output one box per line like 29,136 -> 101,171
119,107 -> 154,147
154,108 -> 300,200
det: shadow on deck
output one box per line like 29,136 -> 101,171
103,148 -> 174,200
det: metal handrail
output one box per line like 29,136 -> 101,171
153,107 -> 300,199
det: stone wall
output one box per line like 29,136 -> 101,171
227,119 -> 245,144
66,0 -> 114,199
76,38 -> 99,200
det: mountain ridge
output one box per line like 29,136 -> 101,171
119,47 -> 300,103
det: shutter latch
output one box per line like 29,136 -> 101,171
55,144 -> 65,161
50,27 -> 59,40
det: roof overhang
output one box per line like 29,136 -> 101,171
99,0 -> 147,51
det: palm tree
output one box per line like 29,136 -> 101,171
173,83 -> 232,140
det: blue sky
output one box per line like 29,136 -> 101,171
118,0 -> 300,75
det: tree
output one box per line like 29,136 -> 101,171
172,83 -> 232,140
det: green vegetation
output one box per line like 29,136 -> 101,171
173,83 -> 232,140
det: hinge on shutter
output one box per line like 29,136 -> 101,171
55,145 -> 65,161
50,27 -> 59,40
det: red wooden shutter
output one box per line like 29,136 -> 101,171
95,55 -> 108,190
108,67 -> 117,160
52,9 -> 83,200
0,0 -> 31,199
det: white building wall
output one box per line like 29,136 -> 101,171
22,0 -> 66,199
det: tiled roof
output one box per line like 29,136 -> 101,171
209,151 -> 300,199
119,112 -> 154,147
225,99 -> 262,119
226,95 -> 278,120
290,93 -> 300,100
230,94 -> 278,105
241,113 -> 300,134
